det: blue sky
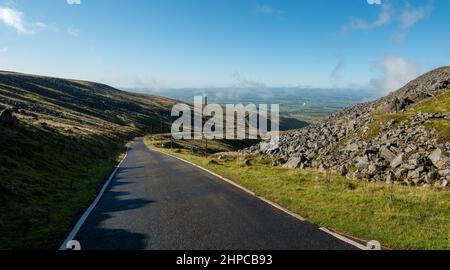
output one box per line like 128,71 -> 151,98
0,0 -> 449,93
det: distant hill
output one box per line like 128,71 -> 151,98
0,71 -> 178,138
245,67 -> 450,187
132,87 -> 377,123
0,71 -> 178,249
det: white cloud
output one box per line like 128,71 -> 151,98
0,7 -> 27,33
67,0 -> 81,5
343,1 -> 433,39
342,2 -> 391,32
400,4 -> 432,29
370,55 -> 420,94
0,7 -> 48,34
367,0 -> 382,5
256,4 -> 283,16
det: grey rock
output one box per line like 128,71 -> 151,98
355,155 -> 370,169
386,172 -> 395,184
282,156 -> 303,169
346,143 -> 359,152
407,170 -> 420,180
380,146 -> 396,162
368,164 -> 378,174
429,148 -> 450,169
438,169 -> 450,177
390,153 -> 404,169
272,158 -> 286,167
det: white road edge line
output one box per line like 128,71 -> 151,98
156,149 -> 369,250
58,145 -> 131,250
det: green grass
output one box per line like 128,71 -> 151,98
365,91 -> 450,141
410,91 -> 450,114
145,136 -> 450,250
0,71 -> 178,249
0,123 -> 126,250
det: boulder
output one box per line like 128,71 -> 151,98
380,146 -> 396,162
438,169 -> 450,177
429,148 -> 450,170
385,172 -> 395,184
272,159 -> 286,167
283,156 -> 303,169
368,164 -> 378,174
390,153 -> 404,169
355,155 -> 370,169
345,143 -> 359,152
407,170 -> 420,180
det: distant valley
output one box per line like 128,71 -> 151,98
128,88 -> 379,122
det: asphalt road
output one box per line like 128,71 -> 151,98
73,138 -> 358,250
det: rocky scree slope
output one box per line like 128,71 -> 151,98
243,67 -> 450,187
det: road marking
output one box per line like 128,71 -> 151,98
319,228 -> 368,250
58,144 -> 131,250
154,149 -> 370,250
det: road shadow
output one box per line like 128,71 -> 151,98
74,167 -> 155,250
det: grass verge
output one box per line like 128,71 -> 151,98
0,123 -> 126,250
145,135 -> 450,250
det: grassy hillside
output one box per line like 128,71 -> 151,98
366,91 -> 450,143
0,71 -> 177,249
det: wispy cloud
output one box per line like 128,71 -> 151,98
342,0 -> 433,40
342,2 -> 392,32
370,55 -> 420,94
0,7 -> 27,33
256,4 -> 283,16
67,0 -> 81,5
231,72 -> 267,89
0,6 -> 48,34
394,3 -> 432,40
331,59 -> 345,80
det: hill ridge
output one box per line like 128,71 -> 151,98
245,67 -> 450,187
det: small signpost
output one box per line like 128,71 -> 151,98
204,96 -> 208,157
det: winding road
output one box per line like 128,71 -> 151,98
67,138 -> 359,250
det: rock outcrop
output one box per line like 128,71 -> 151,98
243,67 -> 450,187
